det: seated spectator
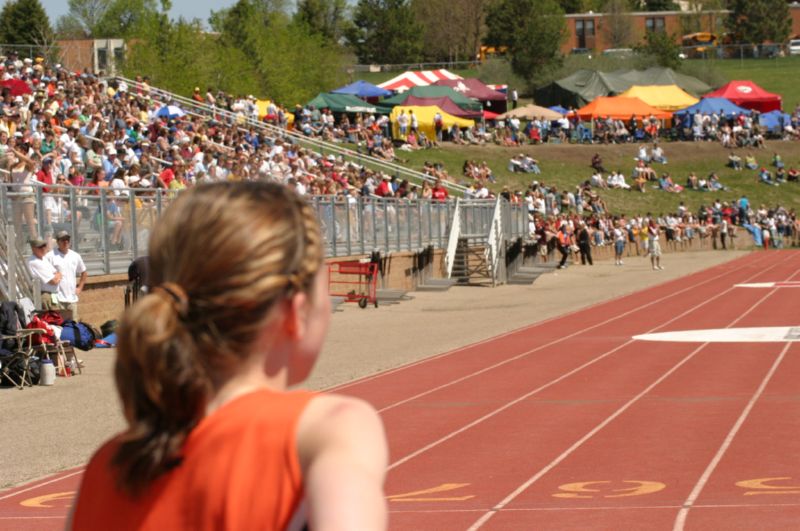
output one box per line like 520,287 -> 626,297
637,144 -> 649,162
759,167 -> 778,186
659,173 -> 683,193
788,167 -> 799,182
686,172 -> 699,190
775,167 -> 787,183
745,153 -> 758,170
772,152 -> 784,169
707,173 -> 726,191
590,171 -> 607,189
607,171 -> 630,190
634,173 -> 647,193
591,153 -> 607,173
728,152 -> 742,170
521,155 -> 541,174
651,143 -> 667,164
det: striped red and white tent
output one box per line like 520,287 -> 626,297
378,69 -> 463,93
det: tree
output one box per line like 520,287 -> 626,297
0,0 -> 53,46
485,0 -> 566,90
636,0 -> 679,10
94,0 -> 167,37
55,0 -> 109,38
294,0 -> 349,43
635,29 -> 681,69
727,0 -> 791,45
346,0 -> 423,64
602,0 -> 635,49
412,0 -> 487,62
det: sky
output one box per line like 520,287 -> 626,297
39,0 -> 241,27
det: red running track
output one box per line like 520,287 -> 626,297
2,251 -> 799,530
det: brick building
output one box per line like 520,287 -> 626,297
562,5 -> 800,54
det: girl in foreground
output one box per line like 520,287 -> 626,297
71,182 -> 388,530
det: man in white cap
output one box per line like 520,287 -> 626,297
47,231 -> 87,318
27,237 -> 62,310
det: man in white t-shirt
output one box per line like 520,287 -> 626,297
28,238 -> 62,310
47,231 -> 87,318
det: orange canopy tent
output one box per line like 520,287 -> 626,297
576,96 -> 672,121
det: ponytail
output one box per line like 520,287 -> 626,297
112,284 -> 210,495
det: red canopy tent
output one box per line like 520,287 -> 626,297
705,80 -> 781,112
401,96 -> 483,120
433,78 -> 507,112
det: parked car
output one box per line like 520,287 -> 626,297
789,39 -> 800,55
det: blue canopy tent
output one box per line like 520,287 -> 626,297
331,80 -> 392,99
674,97 -> 750,117
759,110 -> 791,133
549,105 -> 569,115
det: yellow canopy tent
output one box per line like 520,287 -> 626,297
255,99 -> 294,124
618,85 -> 699,112
390,105 -> 474,139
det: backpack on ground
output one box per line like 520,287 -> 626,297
60,320 -> 98,351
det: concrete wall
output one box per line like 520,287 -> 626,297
79,238 -> 746,326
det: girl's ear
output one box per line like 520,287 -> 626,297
279,291 -> 310,342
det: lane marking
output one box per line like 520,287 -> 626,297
468,273 -> 791,530
736,477 -> 800,496
328,253 -> 763,394
391,255 -> 792,472
380,254 -> 775,415
736,281 -> 800,289
634,327 -> 800,343
673,343 -> 794,530
553,480 -> 666,499
0,470 -> 83,502
19,491 -> 74,508
389,501 -> 800,514
387,483 -> 474,503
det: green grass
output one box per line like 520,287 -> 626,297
393,140 -> 800,217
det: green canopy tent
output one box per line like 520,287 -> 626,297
306,92 -> 380,114
381,86 -> 483,113
533,70 -> 631,109
614,67 -> 711,97
534,67 -> 712,109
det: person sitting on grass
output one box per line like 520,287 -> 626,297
590,170 -> 608,189
727,152 -> 742,170
772,152 -> 784,169
607,170 -> 630,190
659,173 -> 683,193
707,173 -> 727,191
591,153 -> 607,174
775,167 -> 787,183
651,143 -> 667,164
759,167 -> 778,186
634,172 -> 647,193
686,172 -> 699,190
745,153 -> 758,170
788,167 -> 799,182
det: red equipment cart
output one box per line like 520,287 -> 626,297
328,260 -> 379,309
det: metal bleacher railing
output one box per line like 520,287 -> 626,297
0,182 -> 528,285
111,76 -> 468,195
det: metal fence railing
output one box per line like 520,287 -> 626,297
0,183 -> 529,279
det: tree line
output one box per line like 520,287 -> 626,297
0,0 -> 793,103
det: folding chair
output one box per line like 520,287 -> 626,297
0,328 -> 47,389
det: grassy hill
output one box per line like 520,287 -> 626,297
393,140 -> 800,217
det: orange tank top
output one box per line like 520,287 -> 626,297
72,389 -> 315,531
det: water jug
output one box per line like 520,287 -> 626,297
40,359 -> 56,386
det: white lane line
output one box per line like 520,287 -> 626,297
0,470 -> 83,501
672,342 -> 794,531
389,256 -> 790,471
328,253 -> 759,393
388,501 -> 800,514
467,276 -> 788,530
378,254 -> 772,415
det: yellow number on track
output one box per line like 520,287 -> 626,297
388,483 -> 475,502
553,481 -> 666,499
736,477 -> 800,496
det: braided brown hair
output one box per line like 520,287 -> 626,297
113,181 -> 323,495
